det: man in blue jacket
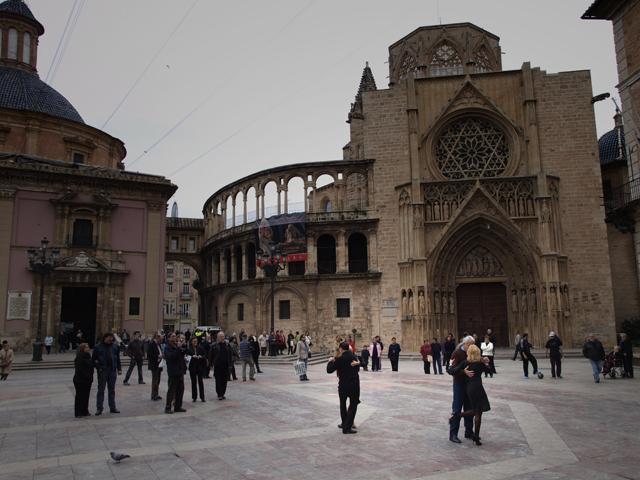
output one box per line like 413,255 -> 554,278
92,332 -> 122,415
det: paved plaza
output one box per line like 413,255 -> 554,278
0,356 -> 638,480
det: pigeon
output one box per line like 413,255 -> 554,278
110,452 -> 131,463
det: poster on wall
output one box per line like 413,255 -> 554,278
7,291 -> 32,320
255,212 -> 307,265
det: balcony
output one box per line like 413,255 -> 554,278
604,177 -> 640,213
180,292 -> 192,300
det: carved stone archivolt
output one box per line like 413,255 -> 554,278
456,246 -> 504,277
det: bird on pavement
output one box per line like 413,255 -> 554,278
110,452 -> 131,463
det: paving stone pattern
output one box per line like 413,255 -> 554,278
0,357 -> 638,479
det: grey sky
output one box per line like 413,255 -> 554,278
28,0 -> 618,218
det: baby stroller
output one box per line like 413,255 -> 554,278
602,350 -> 624,379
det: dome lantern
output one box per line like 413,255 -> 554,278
0,0 -> 45,74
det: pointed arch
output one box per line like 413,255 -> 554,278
429,40 -> 463,77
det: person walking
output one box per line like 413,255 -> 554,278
519,333 -> 539,378
369,338 -> 383,372
327,341 -> 361,434
420,339 -> 433,374
443,334 -> 456,368
239,334 -> 256,382
147,333 -> 164,401
452,344 -> 491,445
582,334 -> 606,383
619,333 -> 634,378
186,337 -> 207,402
44,335 -> 54,355
91,333 -> 121,415
211,331 -> 232,400
287,331 -> 295,355
447,335 -> 476,443
249,335 -> 262,374
123,331 -> 145,385
164,333 -> 186,413
388,337 -> 401,371
228,337 -> 239,381
545,331 -> 563,379
0,340 -> 14,380
512,331 -> 522,361
431,337 -> 443,374
480,335 -> 495,378
297,334 -> 310,381
258,332 -> 268,357
360,344 -> 370,371
73,343 -> 94,417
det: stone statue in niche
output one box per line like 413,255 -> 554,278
441,291 -> 448,314
562,285 -> 571,312
408,290 -> 415,315
530,288 -> 537,311
521,289 -> 528,312
542,286 -> 548,311
418,290 -> 426,314
401,291 -> 408,317
540,200 -> 552,223
449,293 -> 455,314
550,285 -> 558,311
434,291 -> 441,314
511,289 -> 518,312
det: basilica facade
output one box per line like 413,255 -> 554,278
199,23 -> 617,351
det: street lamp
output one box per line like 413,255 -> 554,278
258,245 -> 287,334
27,237 -> 59,361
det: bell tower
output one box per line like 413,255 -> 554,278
0,0 -> 45,74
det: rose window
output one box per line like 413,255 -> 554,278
435,117 -> 510,179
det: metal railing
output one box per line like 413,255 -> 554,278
604,177 -> 640,213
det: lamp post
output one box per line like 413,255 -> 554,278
259,245 -> 287,334
27,237 -> 59,361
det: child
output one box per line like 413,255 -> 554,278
360,345 -> 370,371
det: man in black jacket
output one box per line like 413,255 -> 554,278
91,332 -> 122,415
327,341 -> 361,434
545,331 -> 563,379
164,333 -> 186,414
123,331 -> 145,385
388,337 -> 401,372
147,333 -> 163,401
619,333 -> 634,379
582,334 -> 606,383
211,331 -> 233,400
519,333 -> 539,378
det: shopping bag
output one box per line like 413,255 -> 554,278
294,360 -> 307,376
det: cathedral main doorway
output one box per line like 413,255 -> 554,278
60,287 -> 97,347
456,283 -> 508,346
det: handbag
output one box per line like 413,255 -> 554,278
427,355 -> 433,363
158,358 -> 166,369
294,360 -> 307,376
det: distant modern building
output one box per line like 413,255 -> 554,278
0,1 -> 176,348
195,23 -> 617,351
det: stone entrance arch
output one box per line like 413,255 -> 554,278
428,211 -> 542,347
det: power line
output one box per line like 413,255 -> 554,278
127,0 -> 317,168
166,41 -> 368,179
49,0 -> 87,84
101,0 -> 201,129
44,0 -> 79,83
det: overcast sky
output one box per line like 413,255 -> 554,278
28,0 -> 618,218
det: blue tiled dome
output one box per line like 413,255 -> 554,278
0,0 -> 44,34
0,67 -> 84,123
599,125 -> 626,166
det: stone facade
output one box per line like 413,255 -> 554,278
194,23 -> 617,351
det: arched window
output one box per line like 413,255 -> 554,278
348,233 -> 368,273
322,198 -> 332,212
317,234 -> 336,274
430,42 -> 463,77
72,219 -> 93,247
22,32 -> 31,64
474,46 -> 493,73
234,245 -> 243,281
7,28 -> 18,60
246,243 -> 256,279
398,51 -> 417,79
435,116 -> 510,179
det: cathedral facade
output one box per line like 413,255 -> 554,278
200,23 -> 617,351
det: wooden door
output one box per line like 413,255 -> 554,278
456,283 -> 508,347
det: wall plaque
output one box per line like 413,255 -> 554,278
7,291 -> 32,320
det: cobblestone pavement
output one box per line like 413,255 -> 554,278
0,356 -> 638,480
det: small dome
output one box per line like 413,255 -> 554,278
0,66 -> 84,123
0,0 -> 44,34
598,125 -> 626,166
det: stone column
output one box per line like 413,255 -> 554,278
243,196 -> 248,224
231,197 -> 237,228
283,188 -> 288,214
306,233 -> 317,274
277,186 -> 282,215
219,251 -> 225,284
144,201 -> 165,334
336,229 -> 348,273
368,229 -> 378,271
242,244 -> 248,281
231,248 -> 237,282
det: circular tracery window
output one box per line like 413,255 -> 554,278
435,117 -> 510,179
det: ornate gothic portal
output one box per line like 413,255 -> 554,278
427,212 -> 544,348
